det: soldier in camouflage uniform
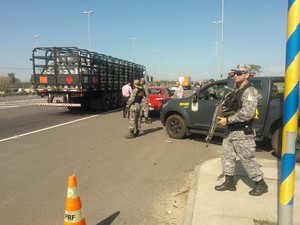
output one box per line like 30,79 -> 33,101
140,78 -> 152,124
215,64 -> 268,196
125,79 -> 146,139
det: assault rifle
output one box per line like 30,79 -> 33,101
205,85 -> 235,147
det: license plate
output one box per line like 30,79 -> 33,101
54,96 -> 63,103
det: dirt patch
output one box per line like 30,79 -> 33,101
153,171 -> 194,225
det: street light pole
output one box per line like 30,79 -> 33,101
213,21 -> 222,79
83,10 -> 94,51
220,0 -> 224,78
130,37 -> 137,62
213,41 -> 219,79
33,34 -> 40,47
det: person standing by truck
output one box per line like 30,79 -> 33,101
215,64 -> 268,196
125,79 -> 146,139
172,81 -> 184,99
122,80 -> 132,118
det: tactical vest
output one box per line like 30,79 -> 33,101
134,86 -> 145,104
222,83 -> 253,130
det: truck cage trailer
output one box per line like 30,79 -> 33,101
32,47 -> 146,111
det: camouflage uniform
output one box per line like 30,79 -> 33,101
140,78 -> 152,124
128,102 -> 141,131
222,86 -> 264,182
140,83 -> 149,118
126,83 -> 145,138
215,64 -> 267,196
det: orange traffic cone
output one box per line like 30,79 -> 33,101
64,175 -> 86,225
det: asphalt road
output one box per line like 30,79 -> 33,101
0,96 -> 97,140
0,96 -> 276,225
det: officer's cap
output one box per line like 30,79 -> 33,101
231,64 -> 251,73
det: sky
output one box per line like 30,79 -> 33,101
0,0 -> 288,82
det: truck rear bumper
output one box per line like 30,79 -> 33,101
37,103 -> 81,107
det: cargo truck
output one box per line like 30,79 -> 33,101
32,47 -> 146,111
178,75 -> 191,90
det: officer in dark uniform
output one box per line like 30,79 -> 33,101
215,64 -> 268,196
125,79 -> 146,139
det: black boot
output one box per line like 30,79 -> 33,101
134,130 -> 140,137
249,179 -> 268,196
145,117 -> 152,124
215,175 -> 236,191
125,130 -> 135,139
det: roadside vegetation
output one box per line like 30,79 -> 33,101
0,73 -> 34,97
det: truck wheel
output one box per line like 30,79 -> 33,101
110,92 -> 118,109
166,114 -> 186,139
102,92 -> 110,111
271,127 -> 300,157
117,92 -> 123,108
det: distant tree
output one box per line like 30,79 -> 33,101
0,76 -> 12,93
8,73 -> 21,85
22,82 -> 31,88
249,64 -> 263,73
150,79 -> 177,86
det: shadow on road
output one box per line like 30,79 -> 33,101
60,108 -> 122,116
97,211 -> 120,225
139,127 -> 163,137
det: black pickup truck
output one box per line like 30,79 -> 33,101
160,76 -> 300,157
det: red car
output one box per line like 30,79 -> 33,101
147,86 -> 173,112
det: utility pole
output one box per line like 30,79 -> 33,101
83,10 -> 94,51
130,37 -> 137,62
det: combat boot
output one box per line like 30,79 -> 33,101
145,117 -> 152,124
134,130 -> 140,137
215,175 -> 236,191
125,130 -> 135,139
249,179 -> 268,196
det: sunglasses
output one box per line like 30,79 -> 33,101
233,71 -> 247,76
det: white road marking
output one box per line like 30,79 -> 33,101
0,115 -> 99,143
0,99 -> 45,109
